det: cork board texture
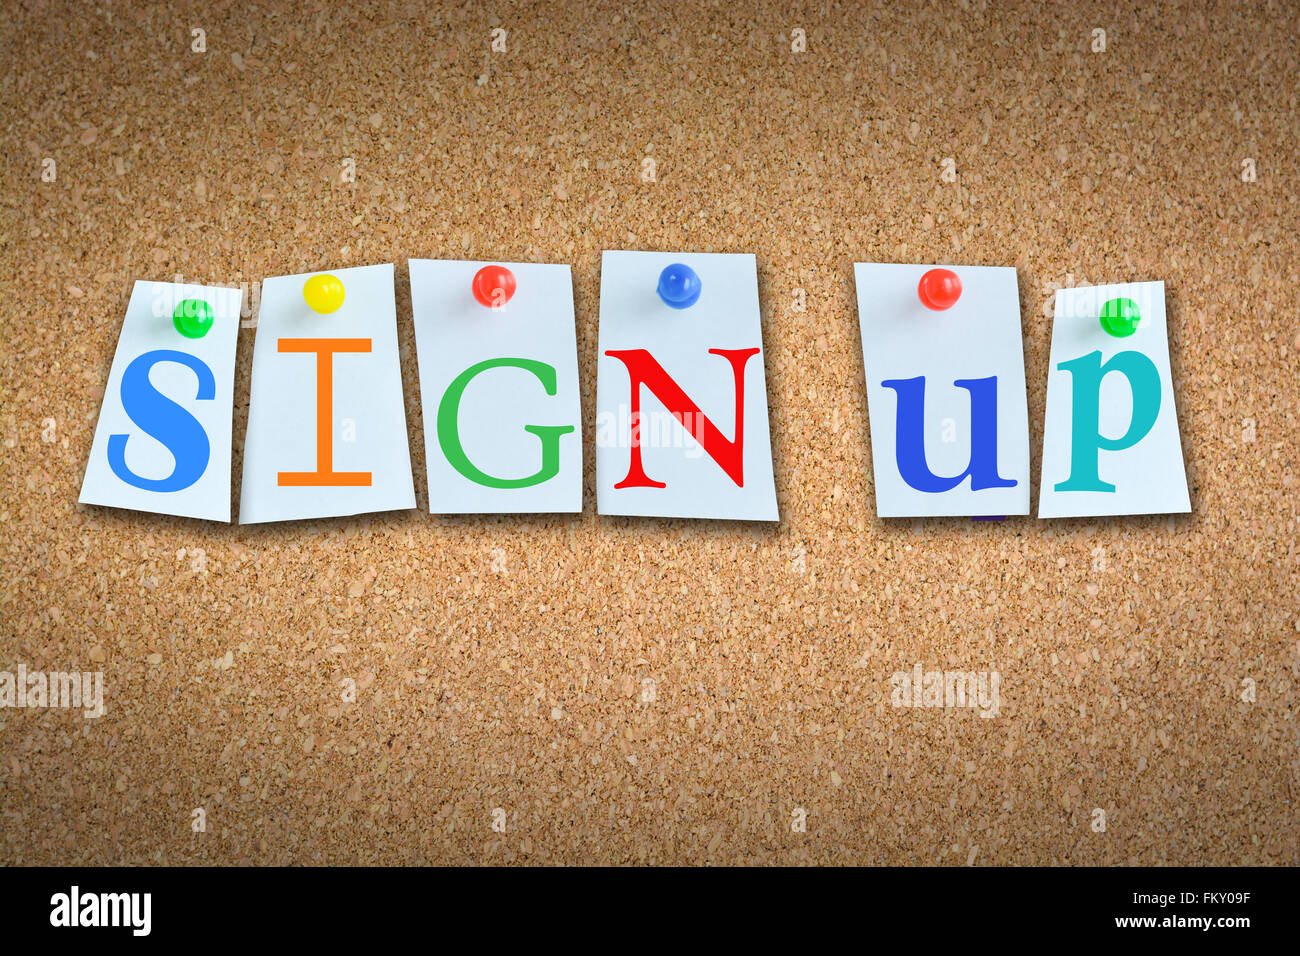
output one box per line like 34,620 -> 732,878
2,0 -> 1297,865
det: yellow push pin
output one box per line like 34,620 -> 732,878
303,274 -> 345,314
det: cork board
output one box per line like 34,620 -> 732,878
2,1 -> 1297,865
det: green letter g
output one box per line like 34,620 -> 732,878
437,358 -> 575,489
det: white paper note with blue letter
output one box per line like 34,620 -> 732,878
1038,281 -> 1189,518
79,280 -> 242,522
409,259 -> 582,514
854,263 -> 1030,517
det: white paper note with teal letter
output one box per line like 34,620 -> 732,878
239,263 -> 415,524
1038,281 -> 1189,518
853,263 -> 1030,517
595,251 -> 778,521
409,259 -> 581,513
79,280 -> 242,522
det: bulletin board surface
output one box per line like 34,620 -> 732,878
2,1 -> 1296,865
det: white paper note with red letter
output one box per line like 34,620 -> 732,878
239,263 -> 415,524
595,251 -> 778,521
408,259 -> 582,514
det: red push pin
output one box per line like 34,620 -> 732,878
472,265 -> 516,310
917,268 -> 962,311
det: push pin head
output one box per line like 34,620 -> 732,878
1100,297 -> 1140,337
172,298 -> 214,339
657,263 -> 702,309
472,265 -> 516,309
303,274 -> 345,314
918,268 -> 962,311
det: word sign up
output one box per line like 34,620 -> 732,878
79,260 -> 1188,526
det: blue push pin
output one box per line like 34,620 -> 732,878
656,263 -> 702,309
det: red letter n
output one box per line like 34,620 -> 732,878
603,348 -> 760,489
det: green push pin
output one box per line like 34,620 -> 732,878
1099,297 -> 1140,338
172,298 -> 214,339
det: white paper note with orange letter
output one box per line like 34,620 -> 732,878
239,263 -> 415,523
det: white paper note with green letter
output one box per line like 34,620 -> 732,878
409,259 -> 581,514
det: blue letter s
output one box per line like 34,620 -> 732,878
108,349 -> 215,492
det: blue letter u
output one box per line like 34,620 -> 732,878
882,375 -> 1016,493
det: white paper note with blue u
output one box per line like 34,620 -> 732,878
595,251 -> 778,521
854,263 -> 1030,518
1038,281 -> 1189,518
79,280 -> 242,522
409,259 -> 582,514
239,263 -> 415,524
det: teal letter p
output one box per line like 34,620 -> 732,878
1054,349 -> 1161,493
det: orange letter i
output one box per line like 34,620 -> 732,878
276,338 -> 373,487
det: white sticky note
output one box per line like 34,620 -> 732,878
239,263 -> 415,524
596,251 -> 778,521
1038,281 -> 1189,518
408,259 -> 581,514
79,280 -> 242,522
854,263 -> 1030,517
